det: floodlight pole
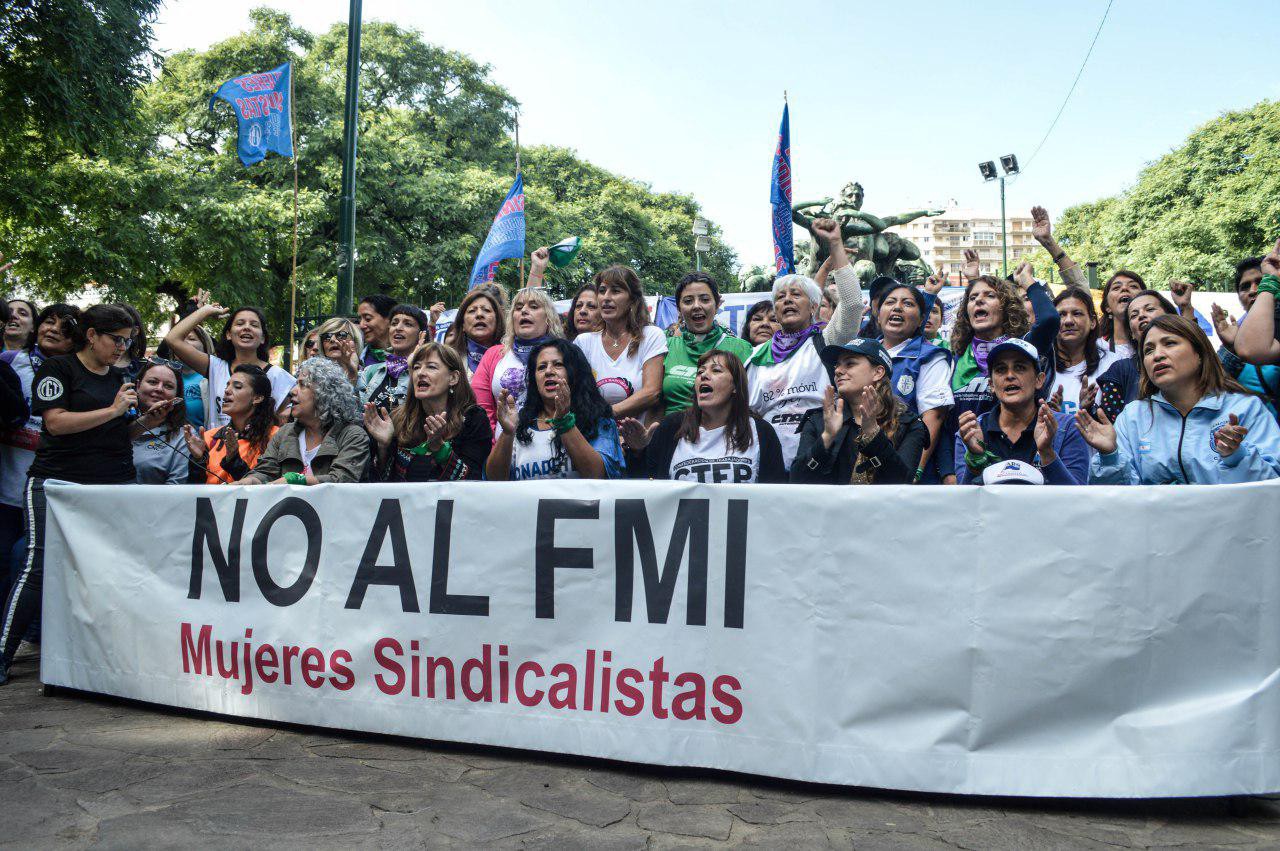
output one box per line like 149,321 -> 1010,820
999,176 -> 1008,277
335,0 -> 363,316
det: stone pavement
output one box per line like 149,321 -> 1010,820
3,650 -> 1280,849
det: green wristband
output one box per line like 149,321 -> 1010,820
407,441 -> 432,456
549,411 -> 577,435
964,448 -> 1001,472
283,472 -> 307,485
1259,275 -> 1280,297
431,440 -> 452,463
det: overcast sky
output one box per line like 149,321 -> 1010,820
152,0 -> 1280,268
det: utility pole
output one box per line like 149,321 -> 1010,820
999,176 -> 1008,277
335,0 -> 363,316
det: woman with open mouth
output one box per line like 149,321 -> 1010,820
446,289 -> 505,379
311,316 -> 363,385
486,339 -> 622,481
130,360 -> 190,485
238,357 -> 368,486
184,364 -> 279,485
746,217 -> 865,472
792,338 -> 928,485
944,256 -> 1059,484
1098,271 -> 1145,357
4,300 -> 36,353
163,291 -> 297,429
872,279 -> 953,483
364,342 -> 491,482
1049,287 -> 1122,418
661,272 -> 752,416
471,286 -> 564,433
573,265 -> 667,423
1080,314 -> 1280,484
621,350 -> 783,483
359,304 -> 428,413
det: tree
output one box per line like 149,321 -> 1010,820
0,8 -> 736,333
1052,100 -> 1280,291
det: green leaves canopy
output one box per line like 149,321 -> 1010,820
0,7 -> 736,332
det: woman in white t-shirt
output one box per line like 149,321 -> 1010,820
486,340 -> 623,481
573,265 -> 667,423
620,350 -> 785,483
1050,288 -> 1120,416
163,290 -> 296,428
471,287 -> 565,432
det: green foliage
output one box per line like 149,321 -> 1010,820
0,0 -> 162,155
0,7 -> 735,333
1053,101 -> 1280,291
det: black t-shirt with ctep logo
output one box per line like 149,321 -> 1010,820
28,354 -> 136,484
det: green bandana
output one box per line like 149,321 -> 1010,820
681,323 -> 727,359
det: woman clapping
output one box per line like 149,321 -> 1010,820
183,365 -> 279,484
364,343 -> 492,482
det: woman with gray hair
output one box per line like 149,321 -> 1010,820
747,218 -> 866,470
238,357 -> 369,485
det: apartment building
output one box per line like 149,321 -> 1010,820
887,206 -> 1036,282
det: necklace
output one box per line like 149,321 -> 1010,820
603,328 -> 629,351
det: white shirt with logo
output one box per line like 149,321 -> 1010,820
574,326 -> 668,418
668,421 -> 762,483
747,338 -> 827,471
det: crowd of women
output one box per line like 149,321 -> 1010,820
2,210 -> 1280,682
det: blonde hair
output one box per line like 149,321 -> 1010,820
315,316 -> 363,380
502,287 -> 565,347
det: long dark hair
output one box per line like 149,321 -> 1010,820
213,306 -> 272,363
564,285 -> 598,341
393,343 -> 477,447
1100,270 -> 1145,349
448,289 -> 505,357
136,361 -> 187,435
1053,287 -> 1101,375
7,299 -> 38,350
593,265 -> 649,356
515,339 -> 612,443
676,350 -> 754,453
230,365 -> 279,454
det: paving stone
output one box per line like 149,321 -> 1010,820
135,780 -> 378,838
0,777 -> 98,844
408,782 -> 553,842
637,802 -> 735,840
585,767 -> 669,802
119,759 -> 260,806
11,744 -> 129,774
728,798 -> 810,825
663,777 -> 744,805
470,763 -> 633,827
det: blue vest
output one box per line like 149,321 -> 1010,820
887,335 -> 951,416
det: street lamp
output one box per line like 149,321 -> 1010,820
978,153 -> 1019,276
692,217 -> 709,272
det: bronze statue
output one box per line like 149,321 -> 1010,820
792,182 -> 942,280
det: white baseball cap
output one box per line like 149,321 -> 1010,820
982,459 -> 1045,485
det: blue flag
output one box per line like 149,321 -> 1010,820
770,103 -> 794,275
209,62 -> 294,167
469,174 -> 526,289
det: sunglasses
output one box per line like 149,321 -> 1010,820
320,331 -> 352,342
147,356 -> 185,371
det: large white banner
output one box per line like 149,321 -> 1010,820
40,479 -> 1280,798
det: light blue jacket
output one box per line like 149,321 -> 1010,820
1090,392 -> 1280,485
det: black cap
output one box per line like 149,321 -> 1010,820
868,276 -> 902,306
821,338 -> 894,376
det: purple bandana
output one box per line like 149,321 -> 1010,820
770,321 -> 825,363
385,353 -> 409,382
971,335 -> 1009,376
466,337 -> 489,374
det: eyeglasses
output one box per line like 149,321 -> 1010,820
147,356 -> 185,371
319,331 -> 352,342
102,332 -> 134,349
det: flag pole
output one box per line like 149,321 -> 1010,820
288,64 -> 300,368
515,112 -> 524,286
